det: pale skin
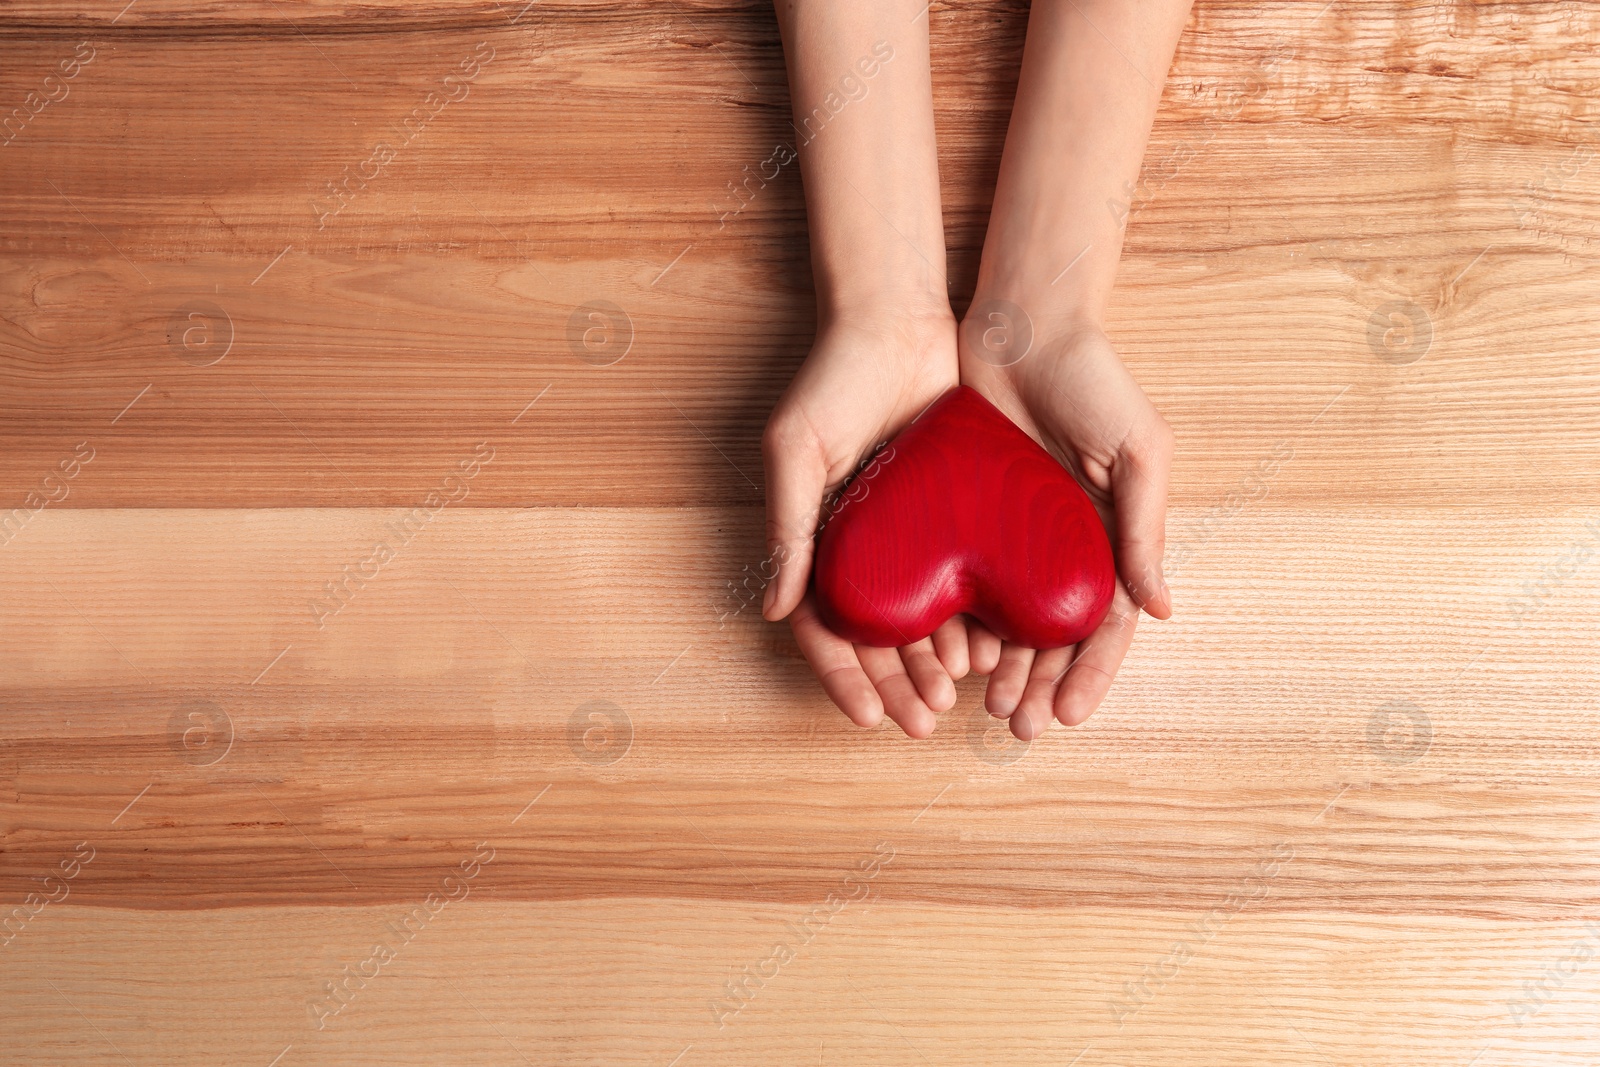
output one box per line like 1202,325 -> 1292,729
763,0 -> 1193,740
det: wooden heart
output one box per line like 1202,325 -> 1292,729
813,386 -> 1115,648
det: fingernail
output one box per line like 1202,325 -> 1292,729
989,698 -> 1015,718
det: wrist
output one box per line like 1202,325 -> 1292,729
817,283 -> 954,336
958,286 -> 1104,373
811,299 -> 959,383
966,191 -> 1126,343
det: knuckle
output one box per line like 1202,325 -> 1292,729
1108,605 -> 1141,633
1120,420 -> 1174,480
1155,415 -> 1175,451
1142,415 -> 1176,461
762,408 -> 814,460
767,498 -> 821,546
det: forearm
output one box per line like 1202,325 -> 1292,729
972,0 -> 1194,330
774,0 -> 949,323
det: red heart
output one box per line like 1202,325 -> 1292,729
813,386 -> 1115,648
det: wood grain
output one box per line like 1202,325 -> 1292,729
2,2 -> 1597,506
3,1 -> 1599,1064
7,905 -> 1597,1067
2,507 -> 1597,917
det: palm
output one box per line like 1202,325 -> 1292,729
959,324 -> 1175,740
763,313 -> 978,738
777,319 -> 957,504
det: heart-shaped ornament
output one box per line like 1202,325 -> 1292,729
813,386 -> 1115,648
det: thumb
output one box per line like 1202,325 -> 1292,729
761,412 -> 828,621
1110,419 -> 1175,619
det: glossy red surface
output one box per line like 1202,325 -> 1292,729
813,386 -> 1115,648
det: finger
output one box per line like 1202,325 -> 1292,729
1055,593 -> 1140,727
930,616 -> 970,681
789,595 -> 883,728
1013,646 -> 1074,741
760,411 -> 828,622
967,618 -> 1003,675
899,637 -> 957,713
984,643 -> 1036,719
1112,418 -> 1175,620
858,644 -> 937,739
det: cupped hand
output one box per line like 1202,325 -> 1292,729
762,309 -> 982,738
958,319 -> 1174,740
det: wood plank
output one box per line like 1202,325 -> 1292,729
3,507 -> 1596,911
2,905 -> 1594,1067
2,4 -> 1597,505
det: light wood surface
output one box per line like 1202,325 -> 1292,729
3,2 -> 1599,1064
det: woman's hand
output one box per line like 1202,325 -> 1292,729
764,0 -> 965,736
763,308 -> 981,739
960,319 -> 1174,740
944,0 -> 1192,739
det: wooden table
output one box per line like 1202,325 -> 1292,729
3,2 -> 1598,1063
